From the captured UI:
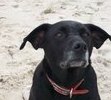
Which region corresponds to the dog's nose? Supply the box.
[73,42,87,52]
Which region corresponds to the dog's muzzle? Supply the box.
[60,51,89,69]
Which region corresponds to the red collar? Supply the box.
[46,74,89,98]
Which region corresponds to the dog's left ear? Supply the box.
[85,24,111,49]
[20,23,51,50]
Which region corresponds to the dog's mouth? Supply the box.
[68,60,86,68]
[60,59,88,69]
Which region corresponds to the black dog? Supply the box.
[20,21,111,100]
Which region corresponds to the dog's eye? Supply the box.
[55,32,65,39]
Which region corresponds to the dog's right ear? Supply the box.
[85,24,111,49]
[20,24,51,50]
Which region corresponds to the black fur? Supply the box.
[20,21,111,100]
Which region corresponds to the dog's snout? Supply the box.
[73,42,87,52]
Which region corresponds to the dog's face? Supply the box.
[44,21,91,69]
[20,21,111,70]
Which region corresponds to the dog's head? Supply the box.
[20,21,111,70]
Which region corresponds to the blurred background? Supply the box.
[0,0,111,100]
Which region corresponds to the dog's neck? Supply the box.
[43,58,87,87]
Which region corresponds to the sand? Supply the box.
[0,0,111,100]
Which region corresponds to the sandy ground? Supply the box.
[0,0,111,100]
